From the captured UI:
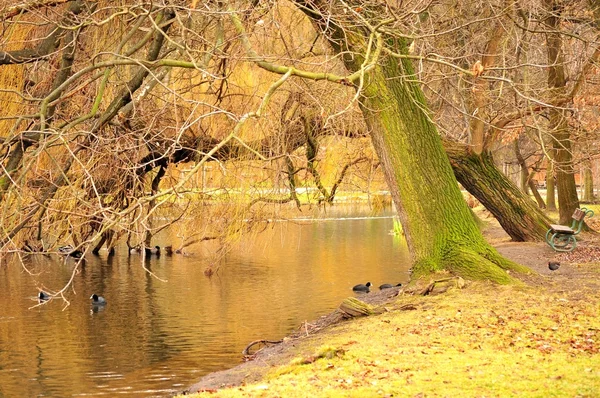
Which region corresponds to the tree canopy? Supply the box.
[0,0,598,279]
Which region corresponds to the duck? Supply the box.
[38,291,50,301]
[548,261,560,271]
[352,282,371,293]
[58,245,73,254]
[129,246,141,254]
[379,283,403,290]
[70,250,84,259]
[58,245,84,258]
[90,294,106,305]
[144,245,161,256]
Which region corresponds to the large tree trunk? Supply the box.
[294,1,529,282]
[446,143,550,241]
[546,0,580,224]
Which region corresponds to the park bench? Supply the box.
[545,207,594,252]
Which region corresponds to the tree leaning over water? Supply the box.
[286,0,528,281]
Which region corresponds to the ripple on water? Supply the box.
[0,214,410,397]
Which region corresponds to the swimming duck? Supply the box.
[352,282,371,292]
[144,246,161,256]
[90,294,106,305]
[58,245,73,254]
[379,283,403,290]
[38,291,50,301]
[58,245,84,258]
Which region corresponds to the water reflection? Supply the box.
[0,211,410,397]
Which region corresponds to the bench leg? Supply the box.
[547,232,577,252]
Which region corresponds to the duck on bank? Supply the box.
[352,282,371,292]
[379,283,402,290]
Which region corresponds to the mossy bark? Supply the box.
[295,1,529,282]
[361,60,527,281]
[446,143,551,241]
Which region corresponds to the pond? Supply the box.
[0,207,411,397]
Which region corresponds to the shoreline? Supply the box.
[181,217,585,395]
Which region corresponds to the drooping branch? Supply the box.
[0,32,62,65]
[0,8,176,247]
[1,0,70,22]
[0,0,85,195]
[0,1,83,65]
[86,10,176,135]
[328,157,369,201]
[228,6,375,86]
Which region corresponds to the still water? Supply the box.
[0,209,410,397]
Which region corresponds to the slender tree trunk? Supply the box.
[512,139,545,207]
[527,176,547,209]
[513,139,531,194]
[583,159,595,201]
[469,1,508,154]
[546,0,580,223]
[546,150,557,210]
[295,0,528,282]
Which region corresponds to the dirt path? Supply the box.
[183,220,600,395]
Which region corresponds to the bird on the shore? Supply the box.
[379,283,403,290]
[38,291,50,301]
[144,245,161,256]
[548,261,560,271]
[90,294,106,305]
[352,282,371,293]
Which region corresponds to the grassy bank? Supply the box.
[183,276,600,397]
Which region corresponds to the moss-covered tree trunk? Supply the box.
[446,143,550,241]
[295,1,528,282]
[546,0,580,224]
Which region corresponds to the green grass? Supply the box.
[183,282,600,397]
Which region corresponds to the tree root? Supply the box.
[338,297,386,318]
[242,339,283,357]
[419,276,466,296]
